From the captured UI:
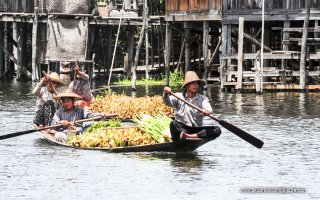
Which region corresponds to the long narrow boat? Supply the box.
[37,128,214,153]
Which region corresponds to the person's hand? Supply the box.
[41,74,51,85]
[164,86,172,95]
[60,120,70,127]
[74,64,80,75]
[201,109,210,116]
[102,112,109,118]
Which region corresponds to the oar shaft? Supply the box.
[0,115,117,140]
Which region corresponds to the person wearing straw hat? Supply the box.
[32,72,65,128]
[68,64,94,109]
[32,72,65,111]
[50,89,107,142]
[163,71,221,141]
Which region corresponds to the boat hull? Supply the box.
[38,129,214,153]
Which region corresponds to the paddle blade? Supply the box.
[0,129,38,140]
[218,120,264,149]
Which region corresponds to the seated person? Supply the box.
[50,89,105,143]
[32,72,65,127]
[69,64,94,109]
[163,71,221,141]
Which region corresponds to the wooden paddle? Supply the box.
[169,92,264,149]
[41,71,58,95]
[0,114,118,140]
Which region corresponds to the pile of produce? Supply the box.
[133,113,172,143]
[90,93,174,119]
[68,114,173,148]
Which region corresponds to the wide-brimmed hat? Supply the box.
[53,89,82,100]
[181,71,206,88]
[49,72,65,85]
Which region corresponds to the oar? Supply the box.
[169,92,264,149]
[42,71,59,95]
[0,114,118,140]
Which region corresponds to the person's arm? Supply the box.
[77,71,89,80]
[201,96,213,115]
[32,79,45,96]
[162,87,178,108]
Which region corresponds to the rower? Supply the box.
[50,89,107,143]
[163,71,221,141]
[68,62,95,109]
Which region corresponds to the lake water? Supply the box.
[0,80,319,200]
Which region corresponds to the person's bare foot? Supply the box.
[180,131,188,139]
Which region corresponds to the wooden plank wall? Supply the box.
[0,0,34,13]
[226,0,320,10]
[166,0,218,12]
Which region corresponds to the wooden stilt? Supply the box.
[236,17,244,90]
[184,22,190,73]
[127,26,134,77]
[300,0,311,90]
[282,21,290,84]
[107,26,113,78]
[0,24,3,79]
[31,7,39,81]
[220,24,228,90]
[165,22,172,86]
[145,0,149,80]
[203,21,209,85]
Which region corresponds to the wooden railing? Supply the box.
[166,0,221,12]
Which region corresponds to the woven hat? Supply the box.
[53,89,82,100]
[49,72,65,85]
[181,71,206,88]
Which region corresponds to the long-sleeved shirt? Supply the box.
[68,74,93,101]
[163,92,213,127]
[32,85,60,111]
[51,107,103,130]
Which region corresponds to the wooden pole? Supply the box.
[203,21,209,86]
[0,24,3,79]
[144,0,149,80]
[300,0,311,90]
[131,1,147,90]
[106,26,113,78]
[232,27,273,52]
[236,17,244,90]
[108,2,125,86]
[184,22,190,73]
[165,22,172,86]
[260,0,265,93]
[221,25,228,91]
[13,22,19,79]
[31,7,39,81]
[127,26,134,77]
[282,21,290,84]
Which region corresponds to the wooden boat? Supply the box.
[37,128,215,153]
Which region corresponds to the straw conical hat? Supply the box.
[181,71,206,88]
[53,89,82,100]
[49,72,65,85]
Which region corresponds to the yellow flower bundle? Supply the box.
[90,93,174,119]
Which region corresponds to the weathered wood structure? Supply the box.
[0,0,163,82]
[1,0,320,92]
[164,0,222,86]
[220,0,320,92]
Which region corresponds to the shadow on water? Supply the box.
[129,151,217,174]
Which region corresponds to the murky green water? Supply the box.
[0,80,319,200]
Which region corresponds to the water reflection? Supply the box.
[134,152,207,174]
